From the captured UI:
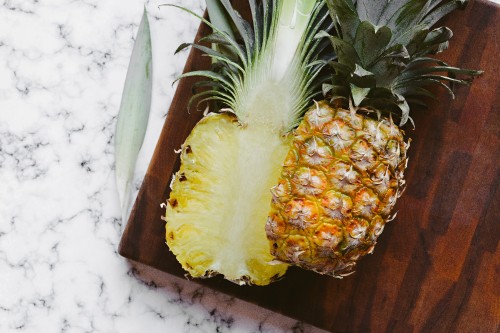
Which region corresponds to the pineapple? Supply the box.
[266,0,482,277]
[164,0,331,285]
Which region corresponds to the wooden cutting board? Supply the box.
[119,1,500,332]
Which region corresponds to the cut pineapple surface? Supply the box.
[165,113,290,285]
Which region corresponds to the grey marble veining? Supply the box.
[0,0,327,332]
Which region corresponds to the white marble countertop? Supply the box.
[0,0,327,332]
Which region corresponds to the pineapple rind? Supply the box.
[267,101,407,277]
[165,113,290,286]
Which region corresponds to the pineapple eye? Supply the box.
[291,167,327,196]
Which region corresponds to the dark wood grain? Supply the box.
[119,1,500,332]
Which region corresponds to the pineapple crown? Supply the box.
[170,0,334,131]
[322,0,483,126]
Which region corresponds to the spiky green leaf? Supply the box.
[350,83,370,106]
[115,8,152,225]
[353,21,392,67]
[206,0,236,40]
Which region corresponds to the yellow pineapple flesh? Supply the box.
[266,101,408,277]
[165,113,290,285]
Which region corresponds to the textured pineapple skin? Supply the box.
[266,101,408,277]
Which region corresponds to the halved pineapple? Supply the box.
[163,0,329,285]
[265,0,482,277]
